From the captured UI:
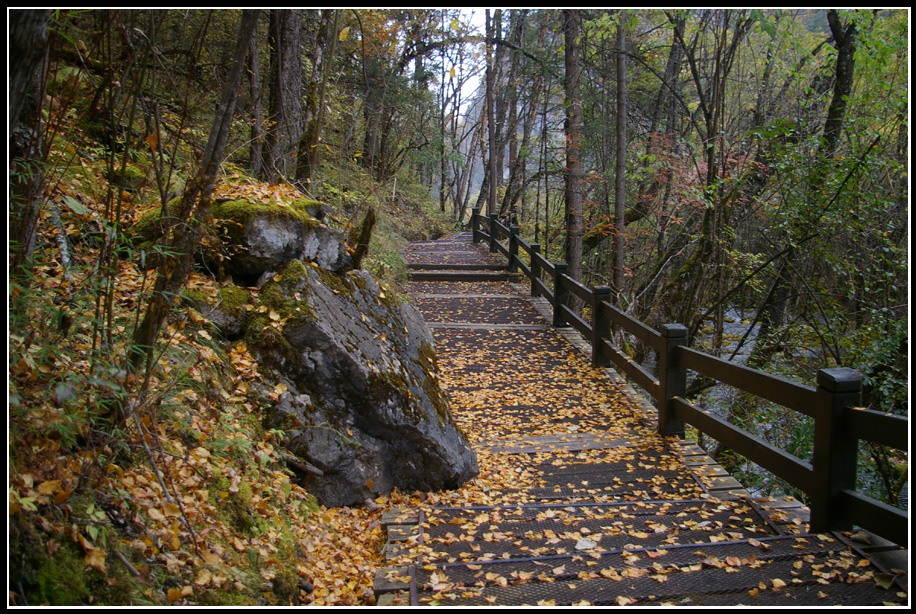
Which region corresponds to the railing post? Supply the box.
[591,287,612,367]
[552,263,569,328]
[810,367,862,534]
[471,208,480,243]
[489,214,498,253]
[530,244,541,297]
[657,323,688,438]
[508,225,519,272]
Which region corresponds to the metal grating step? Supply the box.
[409,270,518,282]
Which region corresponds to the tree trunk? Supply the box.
[248,25,265,179]
[296,9,338,190]
[266,9,302,183]
[439,15,448,213]
[563,9,584,285]
[613,13,628,293]
[127,10,259,384]
[821,9,858,158]
[9,9,51,135]
[493,10,506,192]
[485,10,499,216]
[9,9,51,285]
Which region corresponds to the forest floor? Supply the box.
[7,170,446,607]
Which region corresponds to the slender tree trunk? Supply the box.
[9,9,51,135]
[821,9,858,158]
[296,9,339,190]
[613,13,628,293]
[493,10,506,192]
[439,13,449,213]
[127,10,259,385]
[485,10,499,216]
[563,9,584,284]
[248,26,265,179]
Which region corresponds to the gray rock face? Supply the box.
[250,260,478,507]
[212,200,351,279]
[131,198,350,279]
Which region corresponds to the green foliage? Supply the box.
[312,158,454,286]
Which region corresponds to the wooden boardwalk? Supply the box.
[374,232,906,607]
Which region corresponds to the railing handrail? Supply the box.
[468,209,908,546]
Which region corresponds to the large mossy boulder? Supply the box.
[248,260,478,507]
[132,197,350,283]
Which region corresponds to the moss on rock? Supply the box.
[219,285,252,311]
[211,198,320,245]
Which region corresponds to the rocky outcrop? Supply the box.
[246,259,478,507]
[210,199,351,281]
[132,197,350,282]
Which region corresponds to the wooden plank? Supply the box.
[408,263,506,271]
[382,509,419,528]
[600,301,662,349]
[678,347,817,417]
[839,489,909,546]
[559,304,592,339]
[600,339,658,397]
[385,525,417,542]
[480,434,633,454]
[413,293,520,299]
[532,277,553,302]
[426,323,549,331]
[409,271,515,282]
[672,398,816,494]
[843,408,909,451]
[559,273,594,303]
[373,567,412,594]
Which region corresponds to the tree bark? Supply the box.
[563,9,584,285]
[485,10,499,216]
[9,9,51,135]
[296,9,339,189]
[613,13,628,293]
[248,25,265,179]
[9,9,52,285]
[266,9,302,183]
[821,9,858,158]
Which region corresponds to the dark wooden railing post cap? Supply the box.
[530,243,540,250]
[510,225,519,233]
[594,286,612,297]
[817,367,862,392]
[471,207,480,214]
[662,323,688,338]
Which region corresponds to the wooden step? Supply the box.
[407,263,506,271]
[408,270,517,282]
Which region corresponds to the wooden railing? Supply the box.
[471,209,908,545]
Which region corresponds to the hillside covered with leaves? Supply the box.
[8,9,454,606]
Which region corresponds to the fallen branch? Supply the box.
[280,451,324,476]
[349,207,376,270]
